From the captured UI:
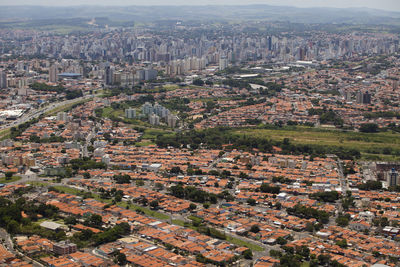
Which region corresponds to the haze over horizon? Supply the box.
[0,0,399,12]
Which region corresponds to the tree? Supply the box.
[155,183,164,191]
[310,191,339,203]
[170,166,182,174]
[64,216,77,225]
[189,203,197,211]
[260,183,280,194]
[193,79,205,86]
[359,123,379,133]
[85,214,103,228]
[336,214,350,227]
[336,239,347,248]
[83,172,91,179]
[5,172,14,180]
[116,252,127,265]
[250,225,260,233]
[150,200,159,209]
[247,198,256,206]
[277,236,287,245]
[243,249,253,259]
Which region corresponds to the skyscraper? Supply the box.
[125,108,136,119]
[388,168,398,187]
[49,64,58,83]
[0,70,7,89]
[105,66,113,85]
[356,91,371,105]
[219,56,228,71]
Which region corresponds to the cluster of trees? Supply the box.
[71,221,130,247]
[70,157,107,170]
[10,118,39,140]
[29,134,65,143]
[357,180,382,191]
[156,127,361,160]
[65,89,83,100]
[30,82,65,93]
[364,112,400,119]
[341,191,355,211]
[156,127,274,152]
[310,191,339,203]
[272,176,294,184]
[259,183,281,194]
[30,82,83,100]
[169,185,218,204]
[336,213,351,227]
[161,97,192,112]
[0,197,66,241]
[287,204,330,224]
[222,78,283,96]
[271,248,346,267]
[372,216,390,228]
[98,187,124,202]
[113,174,131,184]
[359,123,380,133]
[308,108,343,126]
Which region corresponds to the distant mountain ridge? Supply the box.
[1,5,400,25]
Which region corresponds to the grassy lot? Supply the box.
[142,128,174,140]
[44,98,89,116]
[233,126,400,160]
[0,176,21,184]
[171,219,186,226]
[131,205,170,220]
[52,185,83,195]
[25,181,50,187]
[101,106,122,118]
[226,235,264,252]
[135,140,155,147]
[0,128,11,140]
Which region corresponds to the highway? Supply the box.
[0,94,95,131]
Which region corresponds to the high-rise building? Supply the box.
[219,56,228,71]
[0,70,7,89]
[49,64,58,83]
[57,112,68,122]
[142,102,154,115]
[387,168,399,187]
[149,113,160,125]
[105,66,113,85]
[363,91,371,104]
[144,69,158,81]
[167,114,178,128]
[356,91,371,105]
[125,108,136,119]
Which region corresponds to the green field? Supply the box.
[45,98,90,116]
[142,128,173,140]
[226,235,264,252]
[0,176,21,184]
[233,126,400,160]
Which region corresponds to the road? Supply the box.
[0,227,44,266]
[0,94,95,131]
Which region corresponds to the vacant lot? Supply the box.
[233,126,400,161]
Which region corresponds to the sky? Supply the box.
[0,0,399,12]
